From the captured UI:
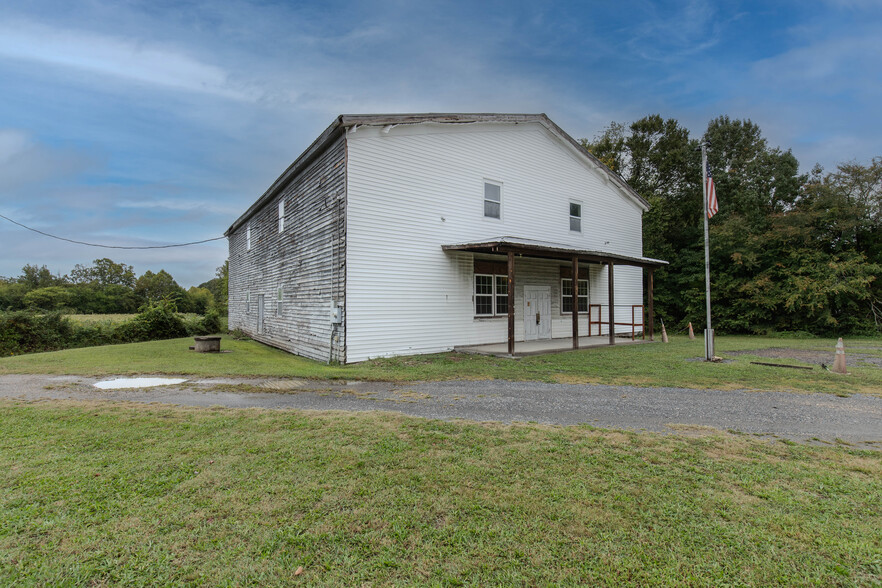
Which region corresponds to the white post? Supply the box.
[702,143,714,361]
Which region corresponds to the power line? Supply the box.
[0,213,225,250]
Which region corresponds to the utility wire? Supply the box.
[0,213,225,250]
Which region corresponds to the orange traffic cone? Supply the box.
[688,322,695,340]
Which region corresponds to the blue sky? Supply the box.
[1,0,880,286]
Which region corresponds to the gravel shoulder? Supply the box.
[2,374,880,449]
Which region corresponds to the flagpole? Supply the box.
[701,143,714,361]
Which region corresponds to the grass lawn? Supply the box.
[65,313,138,326]
[0,334,880,396]
[1,402,879,586]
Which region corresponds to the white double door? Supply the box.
[523,286,551,341]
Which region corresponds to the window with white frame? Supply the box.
[246,225,252,250]
[278,200,285,233]
[483,182,501,219]
[569,202,582,232]
[495,275,508,315]
[475,274,509,316]
[561,278,588,313]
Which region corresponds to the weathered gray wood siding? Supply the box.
[228,137,346,362]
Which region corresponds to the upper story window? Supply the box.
[246,225,252,250]
[278,200,285,233]
[484,182,501,219]
[570,202,582,232]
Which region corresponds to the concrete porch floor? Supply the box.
[455,334,649,357]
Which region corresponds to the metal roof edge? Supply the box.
[441,236,668,268]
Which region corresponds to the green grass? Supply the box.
[65,313,138,326]
[0,402,879,585]
[66,313,229,331]
[1,334,880,396]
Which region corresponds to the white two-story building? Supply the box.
[226,113,666,363]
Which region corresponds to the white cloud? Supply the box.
[0,130,31,164]
[0,20,260,101]
[751,32,882,94]
[622,0,720,63]
[0,129,94,191]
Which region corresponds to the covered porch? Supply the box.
[442,236,668,357]
[455,334,648,357]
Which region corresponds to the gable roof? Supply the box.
[226,113,648,235]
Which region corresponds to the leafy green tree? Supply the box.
[703,116,803,227]
[186,287,215,315]
[0,282,29,310]
[199,261,229,314]
[584,115,701,328]
[69,258,136,287]
[18,264,64,289]
[584,113,878,335]
[134,270,186,305]
[68,284,139,314]
[22,286,74,311]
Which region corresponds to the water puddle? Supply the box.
[94,377,188,390]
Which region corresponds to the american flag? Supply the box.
[706,162,718,219]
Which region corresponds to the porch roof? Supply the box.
[441,236,668,269]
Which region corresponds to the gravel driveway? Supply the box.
[1,374,880,449]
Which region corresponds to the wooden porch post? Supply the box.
[507,251,515,356]
[648,268,655,342]
[608,261,615,346]
[572,255,579,349]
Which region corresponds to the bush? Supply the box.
[0,311,76,355]
[200,309,221,334]
[22,287,74,311]
[180,309,222,337]
[0,303,220,356]
[0,282,29,311]
[116,300,188,342]
[228,328,250,340]
[69,284,139,314]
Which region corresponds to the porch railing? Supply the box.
[588,304,645,340]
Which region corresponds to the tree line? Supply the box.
[583,115,881,336]
[0,258,228,315]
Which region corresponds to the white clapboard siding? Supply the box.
[345,122,645,362]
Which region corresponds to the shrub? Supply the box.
[180,310,221,337]
[0,282,30,311]
[22,287,74,311]
[200,309,221,334]
[115,300,188,342]
[228,328,250,340]
[0,311,76,355]
[0,303,218,356]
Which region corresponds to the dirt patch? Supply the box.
[852,355,882,368]
[729,347,832,364]
[728,347,882,368]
